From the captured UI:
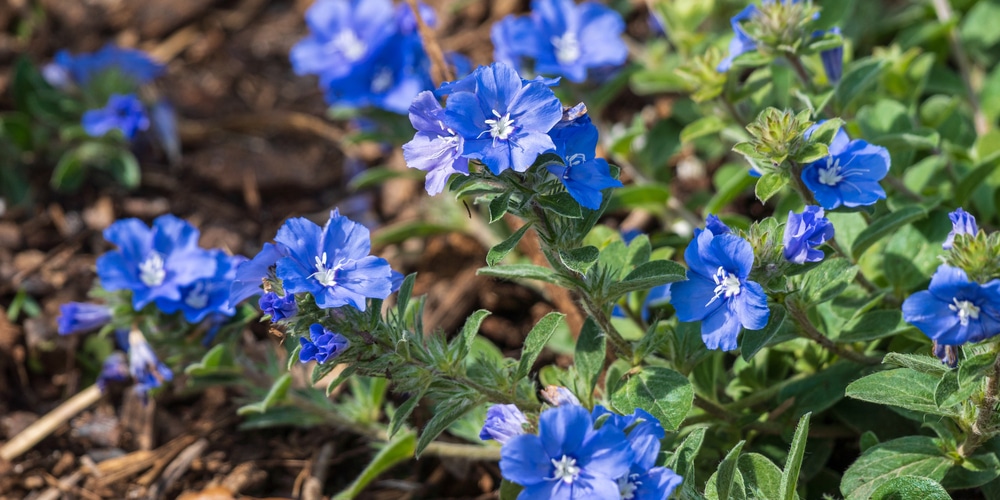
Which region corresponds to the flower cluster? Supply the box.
[403,62,621,209]
[491,403,682,500]
[231,209,397,314]
[290,0,438,113]
[491,0,628,83]
[96,215,244,320]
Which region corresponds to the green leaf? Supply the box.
[415,397,481,457]
[861,431,880,453]
[665,426,706,485]
[388,384,429,438]
[780,413,811,500]
[797,258,857,306]
[852,205,929,259]
[607,183,671,212]
[574,318,606,398]
[327,365,358,396]
[681,115,726,143]
[498,480,524,500]
[870,476,951,500]
[455,309,491,362]
[875,129,941,151]
[237,373,293,415]
[808,118,846,146]
[714,441,747,500]
[559,246,600,275]
[956,151,1000,206]
[845,369,957,417]
[396,273,417,320]
[489,192,512,223]
[959,352,996,386]
[332,431,416,500]
[515,313,565,382]
[934,370,977,409]
[51,150,86,191]
[706,168,756,215]
[739,453,785,500]
[486,223,533,267]
[741,304,787,361]
[754,172,788,203]
[606,260,687,299]
[106,150,141,189]
[836,58,888,110]
[610,366,694,431]
[882,353,949,375]
[537,192,583,219]
[792,142,829,164]
[477,264,570,287]
[841,436,951,500]
[184,344,230,376]
[835,310,904,342]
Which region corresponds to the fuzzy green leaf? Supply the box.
[610,366,694,430]
[845,368,957,417]
[841,436,951,500]
[754,172,788,203]
[852,205,929,259]
[515,313,565,382]
[574,317,606,398]
[486,223,533,267]
[780,413,811,500]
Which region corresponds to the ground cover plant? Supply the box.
[3,0,1000,498]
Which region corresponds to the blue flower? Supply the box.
[154,251,244,323]
[819,27,843,84]
[717,5,758,72]
[274,210,394,311]
[118,329,173,396]
[490,0,628,83]
[480,404,529,444]
[321,31,432,113]
[97,215,218,310]
[97,352,130,392]
[229,242,289,306]
[500,404,634,499]
[545,104,622,209]
[57,302,112,336]
[902,265,1000,346]
[290,0,397,84]
[672,229,770,351]
[47,44,164,87]
[592,407,683,500]
[783,205,834,264]
[944,207,978,250]
[299,323,350,363]
[801,126,889,209]
[82,94,150,140]
[444,62,563,175]
[705,214,732,236]
[403,91,470,195]
[259,292,298,322]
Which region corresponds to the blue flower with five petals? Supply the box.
[672,228,770,351]
[801,126,889,209]
[402,90,470,195]
[902,265,1000,346]
[544,104,622,209]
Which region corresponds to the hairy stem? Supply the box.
[786,301,882,365]
[959,354,1000,457]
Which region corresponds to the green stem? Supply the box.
[785,53,817,95]
[786,301,882,365]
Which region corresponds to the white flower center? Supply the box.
[371,67,393,93]
[138,252,166,287]
[550,455,580,484]
[333,30,367,62]
[552,31,581,64]
[708,266,741,306]
[485,109,515,141]
[817,157,844,186]
[618,474,640,499]
[949,298,980,326]
[184,282,209,310]
[310,252,344,287]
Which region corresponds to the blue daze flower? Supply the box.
[801,126,889,210]
[500,404,633,499]
[403,91,469,195]
[118,329,173,396]
[445,62,563,175]
[673,228,769,351]
[783,205,834,264]
[902,265,1000,346]
[97,352,130,392]
[705,214,732,236]
[154,251,244,323]
[274,210,394,311]
[229,242,288,306]
[259,292,298,322]
[819,27,844,83]
[299,323,350,363]
[944,207,978,250]
[97,215,217,310]
[57,302,112,335]
[290,0,435,113]
[480,404,529,444]
[593,407,683,500]
[46,44,164,87]
[491,0,628,83]
[82,94,150,140]
[717,5,758,72]
[545,104,622,209]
